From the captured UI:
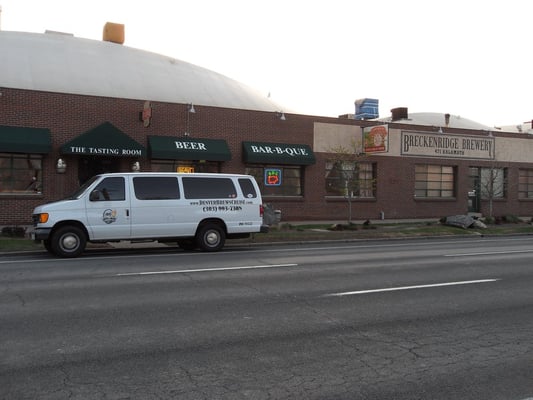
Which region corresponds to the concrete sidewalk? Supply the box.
[287,218,439,226]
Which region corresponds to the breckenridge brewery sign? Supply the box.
[401,131,495,160]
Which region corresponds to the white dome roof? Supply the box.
[0,31,285,112]
[379,112,492,130]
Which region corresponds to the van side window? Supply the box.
[90,177,125,201]
[133,177,180,200]
[238,178,257,198]
[183,177,237,199]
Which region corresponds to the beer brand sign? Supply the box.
[401,131,495,160]
[363,125,388,153]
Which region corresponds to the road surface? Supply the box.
[1,236,533,399]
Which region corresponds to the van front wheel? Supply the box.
[196,224,225,252]
[51,226,87,258]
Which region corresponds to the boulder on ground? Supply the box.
[471,219,487,229]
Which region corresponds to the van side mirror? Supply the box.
[89,190,101,201]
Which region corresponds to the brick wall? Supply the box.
[1,87,533,226]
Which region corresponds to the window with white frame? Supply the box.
[325,161,375,198]
[245,165,303,196]
[415,164,455,198]
[0,153,43,194]
[479,167,507,199]
[518,169,533,199]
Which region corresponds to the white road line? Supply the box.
[324,279,500,297]
[445,249,533,257]
[116,263,298,276]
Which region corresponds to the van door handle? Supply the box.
[126,209,129,217]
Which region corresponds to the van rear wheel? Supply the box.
[196,224,225,252]
[51,226,87,258]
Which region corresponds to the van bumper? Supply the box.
[260,225,270,233]
[31,227,53,241]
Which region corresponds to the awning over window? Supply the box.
[60,122,146,157]
[242,141,316,165]
[0,125,52,154]
[148,136,231,161]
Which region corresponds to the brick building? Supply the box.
[2,29,533,226]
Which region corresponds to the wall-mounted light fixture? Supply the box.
[132,161,140,171]
[56,158,67,174]
[276,111,286,121]
[185,103,196,136]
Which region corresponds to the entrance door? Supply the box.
[78,157,120,185]
[468,168,481,213]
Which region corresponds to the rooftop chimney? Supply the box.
[103,22,125,44]
[391,107,408,121]
[445,113,450,127]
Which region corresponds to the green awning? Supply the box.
[61,122,146,157]
[0,125,52,154]
[148,136,231,161]
[242,141,316,165]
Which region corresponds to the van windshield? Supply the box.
[64,176,100,200]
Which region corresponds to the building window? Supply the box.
[519,169,533,199]
[0,153,43,194]
[245,165,303,196]
[150,160,220,173]
[479,167,506,199]
[415,164,455,198]
[325,161,375,198]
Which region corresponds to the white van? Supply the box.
[31,173,268,257]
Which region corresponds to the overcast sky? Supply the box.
[1,0,531,127]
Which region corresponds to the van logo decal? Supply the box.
[102,209,117,224]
